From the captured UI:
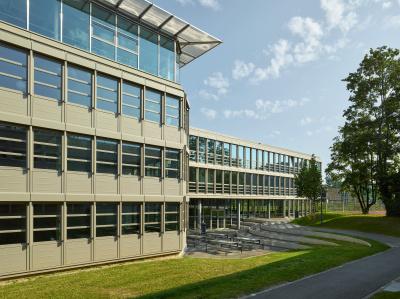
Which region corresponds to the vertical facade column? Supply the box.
[288,200,291,218]
[237,200,241,229]
[283,200,286,218]
[267,199,271,219]
[197,199,202,231]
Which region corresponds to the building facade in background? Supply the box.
[0,0,320,278]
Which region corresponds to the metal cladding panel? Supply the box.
[32,170,62,193]
[0,245,27,275]
[32,242,62,269]
[95,236,118,260]
[142,5,171,28]
[162,17,187,36]
[0,168,27,193]
[0,89,28,116]
[66,239,92,265]
[163,231,180,251]
[66,105,92,128]
[143,233,161,254]
[121,235,141,257]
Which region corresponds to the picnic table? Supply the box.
[233,236,265,249]
[207,239,243,254]
[207,232,231,240]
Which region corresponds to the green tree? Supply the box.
[326,118,378,214]
[337,46,400,216]
[294,155,322,219]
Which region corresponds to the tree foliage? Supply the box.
[294,155,322,219]
[327,46,400,216]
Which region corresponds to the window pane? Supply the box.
[118,34,137,51]
[96,227,116,237]
[29,0,60,40]
[96,139,117,152]
[0,60,27,79]
[67,228,90,239]
[34,230,60,242]
[93,23,114,43]
[122,203,140,213]
[0,232,26,245]
[139,28,158,75]
[0,0,27,28]
[160,37,174,81]
[91,38,115,60]
[122,225,140,235]
[96,203,117,214]
[67,203,91,214]
[117,17,138,39]
[117,48,138,68]
[62,0,90,51]
[92,4,115,26]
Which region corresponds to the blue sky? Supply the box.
[151,0,400,179]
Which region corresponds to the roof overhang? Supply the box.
[91,0,222,68]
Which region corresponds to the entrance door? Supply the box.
[211,209,225,229]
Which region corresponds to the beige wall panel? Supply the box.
[32,170,62,193]
[0,89,28,116]
[96,128,121,140]
[66,123,95,136]
[96,63,121,78]
[144,121,162,140]
[66,105,92,128]
[31,117,65,131]
[121,117,141,136]
[121,133,144,144]
[144,137,165,148]
[120,176,141,195]
[164,180,180,196]
[145,195,164,202]
[121,195,144,202]
[0,27,31,49]
[66,53,95,70]
[32,242,62,269]
[0,168,27,192]
[32,97,62,123]
[143,177,162,195]
[163,231,180,251]
[164,126,181,143]
[165,141,182,150]
[95,194,121,202]
[120,235,141,257]
[143,233,161,254]
[164,196,182,203]
[0,111,30,126]
[31,41,65,60]
[95,174,118,194]
[96,111,118,132]
[94,237,117,261]
[0,193,30,202]
[0,244,27,275]
[65,194,94,202]
[66,172,92,194]
[31,193,64,202]
[65,239,91,265]
[145,80,165,93]
[122,71,145,85]
[165,86,184,98]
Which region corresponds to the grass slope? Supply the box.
[0,238,389,298]
[291,213,400,238]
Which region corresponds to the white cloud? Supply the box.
[224,97,311,120]
[250,39,293,84]
[382,1,393,8]
[305,126,333,136]
[199,0,220,10]
[305,131,313,136]
[176,0,195,5]
[199,90,218,101]
[265,131,281,139]
[203,72,229,98]
[204,72,229,89]
[232,60,255,79]
[301,117,313,125]
[200,108,217,119]
[384,15,400,28]
[320,0,359,32]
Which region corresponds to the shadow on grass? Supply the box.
[137,239,387,299]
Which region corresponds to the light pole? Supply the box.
[320,184,324,227]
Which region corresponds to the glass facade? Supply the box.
[0,0,179,82]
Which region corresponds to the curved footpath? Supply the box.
[242,227,400,299]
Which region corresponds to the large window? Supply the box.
[145,90,161,123]
[224,143,230,166]
[33,204,61,242]
[117,18,138,68]
[34,56,62,100]
[91,5,116,61]
[0,204,26,245]
[165,203,179,231]
[29,0,60,40]
[67,66,92,107]
[189,135,197,162]
[67,204,91,239]
[198,138,206,163]
[165,95,179,127]
[224,171,230,194]
[251,149,257,169]
[96,203,117,237]
[207,169,214,193]
[0,0,27,28]
[216,141,222,165]
[258,150,263,170]
[96,139,117,174]
[97,75,118,113]
[139,28,158,76]
[67,134,91,172]
[0,43,27,92]
[189,167,196,193]
[0,124,26,168]
[207,139,215,164]
[232,145,237,167]
[160,37,175,81]
[238,146,244,168]
[198,168,206,193]
[145,147,161,177]
[165,149,180,179]
[245,148,251,169]
[122,82,141,118]
[122,203,140,235]
[122,143,140,176]
[33,130,62,171]
[144,203,161,233]
[62,0,90,51]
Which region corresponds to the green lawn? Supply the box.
[0,238,389,298]
[371,291,400,298]
[291,213,400,238]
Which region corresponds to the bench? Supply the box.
[239,244,252,251]
[206,245,233,255]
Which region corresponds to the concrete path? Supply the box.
[243,228,400,299]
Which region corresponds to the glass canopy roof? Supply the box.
[93,0,222,68]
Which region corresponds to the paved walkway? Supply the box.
[243,227,400,299]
